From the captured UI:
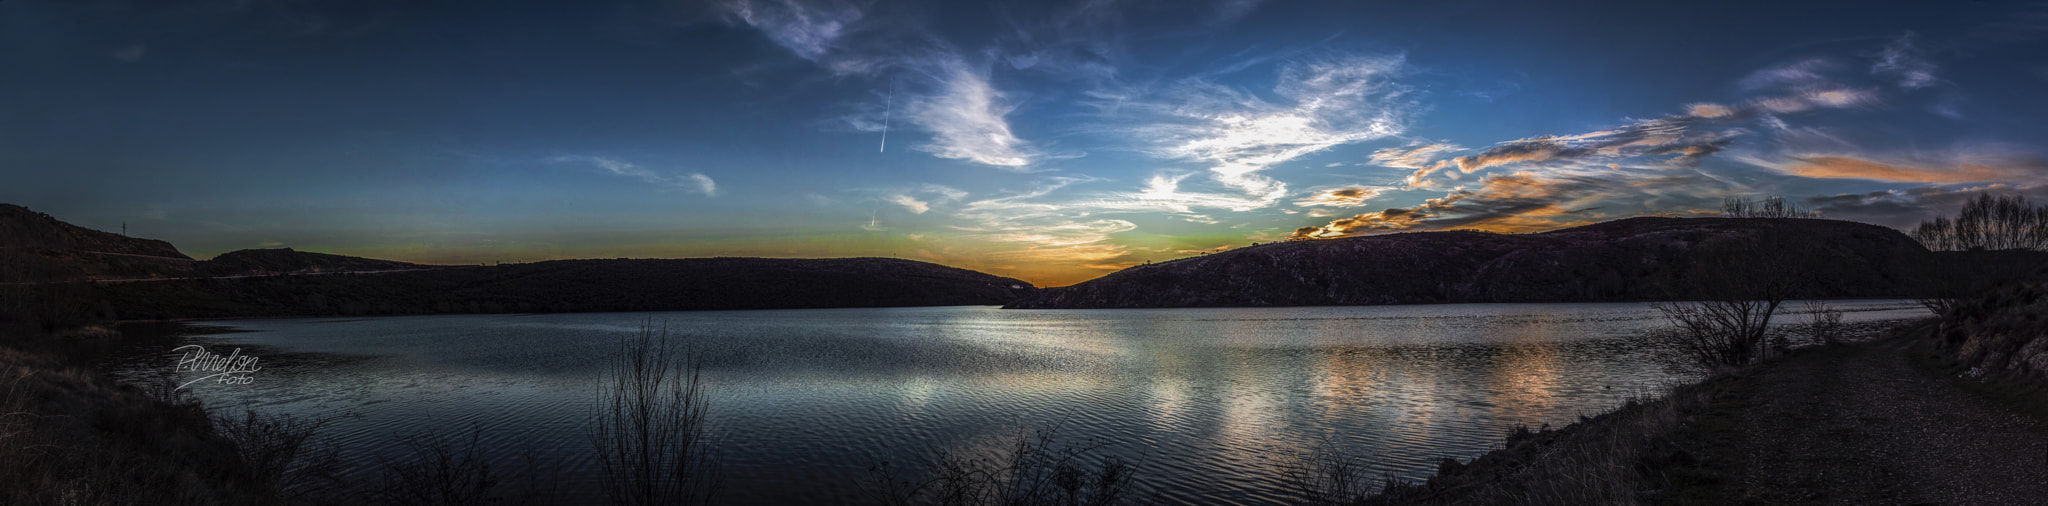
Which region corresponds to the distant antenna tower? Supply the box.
[122,222,127,237]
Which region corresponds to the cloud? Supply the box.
[1748,88,1879,113]
[688,173,717,196]
[1776,156,2022,183]
[919,183,968,202]
[886,194,930,213]
[556,156,717,196]
[1372,143,1460,169]
[1446,116,1746,176]
[1740,59,1837,90]
[895,56,1044,169]
[877,183,970,214]
[717,1,1052,170]
[1805,185,2048,229]
[717,0,864,65]
[1686,103,1736,118]
[1294,186,1391,207]
[1872,32,1938,89]
[1290,167,1730,240]
[1122,53,1414,209]
[1289,190,1467,239]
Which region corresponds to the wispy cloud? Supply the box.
[1120,53,1414,210]
[906,57,1041,169]
[880,183,968,214]
[717,0,867,70]
[1294,186,1391,207]
[886,194,930,213]
[1872,32,1939,89]
[1740,59,1836,90]
[1745,149,2047,184]
[1290,189,1467,239]
[1806,184,2048,229]
[556,156,718,196]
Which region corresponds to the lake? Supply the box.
[103,301,1927,504]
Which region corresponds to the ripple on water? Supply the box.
[112,302,1928,504]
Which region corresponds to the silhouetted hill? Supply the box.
[0,204,198,281]
[1007,217,2006,309]
[0,204,189,259]
[94,257,1039,319]
[201,248,424,277]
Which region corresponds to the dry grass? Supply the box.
[1290,382,1715,506]
[0,338,274,505]
[211,406,350,501]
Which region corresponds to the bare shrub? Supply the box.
[590,321,719,506]
[373,424,499,506]
[211,407,350,500]
[1802,300,1846,345]
[1280,443,1419,506]
[869,428,1141,506]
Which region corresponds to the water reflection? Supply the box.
[102,301,1926,505]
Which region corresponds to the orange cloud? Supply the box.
[1784,156,2013,183]
[1287,172,1618,240]
[1294,187,1389,207]
[1686,103,1735,118]
[1289,191,1469,239]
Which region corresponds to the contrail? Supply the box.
[879,80,893,153]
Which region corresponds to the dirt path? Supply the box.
[1702,337,2048,505]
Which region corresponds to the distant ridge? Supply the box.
[1006,217,2044,309]
[1,203,1041,318]
[0,204,439,281]
[96,257,1039,318]
[201,248,423,277]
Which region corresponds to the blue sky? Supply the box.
[4,0,2046,285]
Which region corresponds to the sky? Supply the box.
[4,0,2046,286]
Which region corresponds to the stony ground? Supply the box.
[1682,335,2048,505]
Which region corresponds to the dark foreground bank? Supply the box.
[1344,299,2048,505]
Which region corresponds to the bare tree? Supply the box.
[1909,192,2048,314]
[590,321,719,506]
[1648,236,1798,371]
[1910,192,2048,252]
[1723,196,1820,219]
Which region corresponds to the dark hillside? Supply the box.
[0,204,188,259]
[1008,218,1949,308]
[94,257,1039,319]
[200,248,424,277]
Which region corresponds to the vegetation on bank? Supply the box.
[0,314,714,505]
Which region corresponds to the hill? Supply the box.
[0,204,439,281]
[199,248,424,277]
[1007,217,2036,309]
[0,204,198,281]
[93,257,1038,319]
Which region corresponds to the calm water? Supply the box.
[105,301,1925,504]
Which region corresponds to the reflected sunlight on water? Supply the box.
[103,301,1926,505]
